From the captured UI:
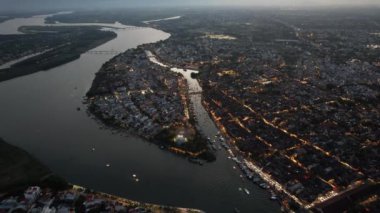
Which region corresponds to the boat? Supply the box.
[259,183,270,189]
[246,174,253,180]
[244,188,250,195]
[253,176,261,183]
[270,191,278,200]
[234,207,241,213]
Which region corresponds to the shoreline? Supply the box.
[85,47,216,162]
[0,138,204,212]
[0,26,117,82]
[0,11,284,213]
[71,184,204,213]
[144,48,290,208]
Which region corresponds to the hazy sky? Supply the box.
[1,0,379,11]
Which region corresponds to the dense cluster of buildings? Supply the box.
[0,185,200,213]
[145,10,380,211]
[86,48,189,140]
[86,48,213,159]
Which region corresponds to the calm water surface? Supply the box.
[0,14,279,213]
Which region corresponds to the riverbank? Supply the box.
[0,11,281,213]
[1,184,204,213]
[86,47,215,162]
[146,48,292,209]
[0,138,204,212]
[0,26,116,82]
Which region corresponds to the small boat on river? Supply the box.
[244,188,250,195]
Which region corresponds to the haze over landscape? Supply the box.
[0,0,380,11]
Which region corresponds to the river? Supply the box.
[146,51,218,138]
[0,13,279,213]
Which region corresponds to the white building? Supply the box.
[24,186,41,203]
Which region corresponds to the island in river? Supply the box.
[86,47,215,162]
[0,26,116,82]
[7,7,380,212]
[59,8,380,212]
[0,11,283,213]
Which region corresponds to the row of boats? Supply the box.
[209,133,279,202]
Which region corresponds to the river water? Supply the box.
[0,13,279,213]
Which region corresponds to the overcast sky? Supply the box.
[1,0,379,11]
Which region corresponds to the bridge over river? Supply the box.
[85,50,124,55]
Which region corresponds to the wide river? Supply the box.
[0,13,279,213]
